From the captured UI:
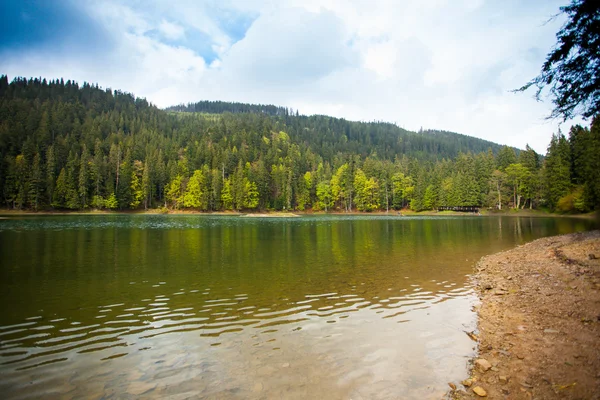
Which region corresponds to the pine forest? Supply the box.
[1,75,599,213]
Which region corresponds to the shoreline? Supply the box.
[452,230,600,399]
[0,208,596,219]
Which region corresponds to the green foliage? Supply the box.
[91,195,105,209]
[354,169,380,212]
[496,146,517,171]
[182,170,205,209]
[545,133,572,209]
[423,185,438,210]
[221,178,233,210]
[243,179,259,209]
[0,75,596,214]
[505,163,531,209]
[391,172,414,209]
[557,186,588,212]
[296,171,312,211]
[315,181,333,211]
[29,153,43,210]
[166,175,184,209]
[129,161,144,209]
[105,193,118,209]
[516,0,600,120]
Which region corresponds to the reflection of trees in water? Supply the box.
[0,216,595,376]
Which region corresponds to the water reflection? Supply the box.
[0,215,595,399]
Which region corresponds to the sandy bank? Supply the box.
[452,230,600,399]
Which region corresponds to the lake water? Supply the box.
[0,215,596,399]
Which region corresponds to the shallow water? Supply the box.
[0,215,595,399]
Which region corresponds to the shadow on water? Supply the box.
[0,215,596,398]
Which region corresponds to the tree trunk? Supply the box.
[496,181,502,210]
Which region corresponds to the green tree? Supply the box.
[79,145,90,208]
[316,181,333,211]
[53,168,68,208]
[496,146,517,171]
[518,145,541,208]
[166,175,184,209]
[105,193,118,209]
[142,158,151,210]
[221,178,233,210]
[46,145,56,205]
[331,163,353,211]
[243,179,259,209]
[516,0,600,120]
[489,170,507,210]
[130,160,144,209]
[296,171,312,211]
[354,169,380,211]
[182,169,206,209]
[91,140,104,198]
[545,133,572,209]
[391,172,414,209]
[505,163,530,209]
[423,185,438,210]
[28,153,43,210]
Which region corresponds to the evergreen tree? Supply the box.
[29,153,43,211]
[545,133,572,209]
[182,170,206,209]
[79,145,90,208]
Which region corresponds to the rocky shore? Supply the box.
[452,230,600,399]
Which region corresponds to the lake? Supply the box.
[0,215,596,399]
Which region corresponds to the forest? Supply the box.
[1,75,598,213]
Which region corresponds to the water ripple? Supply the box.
[0,279,476,376]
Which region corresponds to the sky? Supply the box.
[0,0,587,153]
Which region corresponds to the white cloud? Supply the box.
[159,20,185,40]
[0,0,584,154]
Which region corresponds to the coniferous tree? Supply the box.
[545,133,572,209]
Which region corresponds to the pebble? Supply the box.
[448,382,456,390]
[461,378,473,387]
[252,382,263,392]
[499,375,509,384]
[472,386,487,397]
[475,358,492,372]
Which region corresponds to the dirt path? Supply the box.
[452,230,600,399]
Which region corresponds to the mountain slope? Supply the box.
[1,75,537,212]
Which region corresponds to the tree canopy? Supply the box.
[1,74,597,213]
[517,0,600,120]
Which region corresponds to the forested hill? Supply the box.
[167,100,289,117]
[4,74,596,214]
[167,100,508,157]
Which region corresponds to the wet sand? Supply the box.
[452,230,600,399]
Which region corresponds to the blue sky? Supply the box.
[0,0,583,153]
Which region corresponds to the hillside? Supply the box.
[167,100,511,160]
[3,75,596,213]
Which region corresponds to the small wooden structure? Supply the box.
[438,206,480,212]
